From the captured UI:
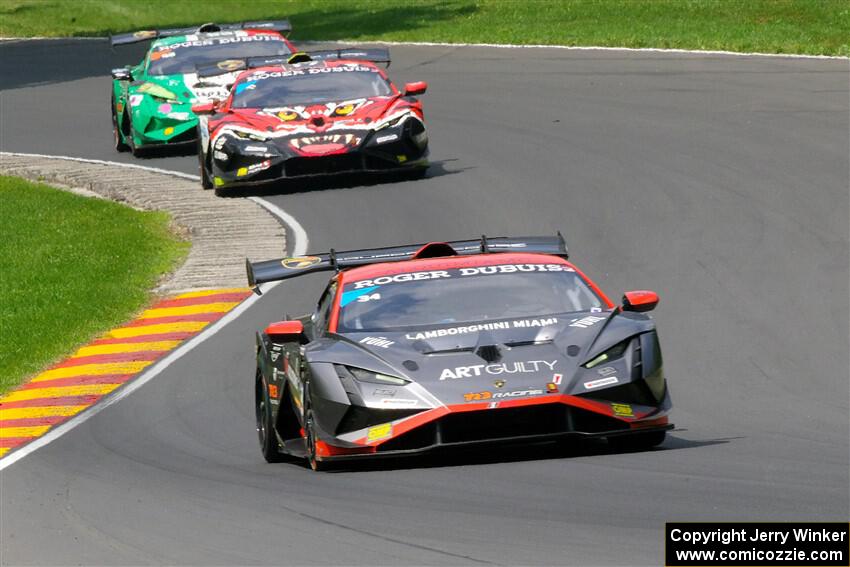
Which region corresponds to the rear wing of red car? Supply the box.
[195,47,391,79]
[110,20,292,46]
[247,234,569,291]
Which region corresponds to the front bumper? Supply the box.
[314,393,672,462]
[132,114,198,147]
[211,122,429,188]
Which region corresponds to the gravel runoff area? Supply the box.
[0,153,286,293]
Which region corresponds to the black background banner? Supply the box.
[666,522,849,566]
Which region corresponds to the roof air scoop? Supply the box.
[412,242,457,259]
[476,344,502,363]
[197,23,222,33]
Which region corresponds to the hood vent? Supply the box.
[475,344,502,363]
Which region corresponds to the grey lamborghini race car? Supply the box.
[249,235,672,470]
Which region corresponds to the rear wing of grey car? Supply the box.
[247,233,569,291]
[110,20,292,46]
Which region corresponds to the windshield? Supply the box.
[147,35,291,76]
[337,263,604,333]
[231,66,392,108]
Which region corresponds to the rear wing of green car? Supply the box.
[110,20,292,46]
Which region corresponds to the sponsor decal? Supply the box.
[213,150,228,160]
[465,389,544,401]
[244,145,269,153]
[488,401,499,409]
[268,384,279,398]
[583,376,619,389]
[359,336,394,349]
[270,351,280,362]
[366,422,392,442]
[247,65,377,83]
[373,388,395,396]
[162,35,282,51]
[440,360,557,380]
[597,366,617,376]
[377,398,418,407]
[570,315,606,329]
[353,270,450,289]
[552,373,563,385]
[464,391,491,401]
[339,285,379,307]
[404,318,558,340]
[281,256,320,269]
[129,94,144,107]
[236,160,271,176]
[214,136,227,150]
[167,112,190,120]
[376,133,399,144]
[217,59,244,71]
[353,265,572,292]
[235,80,257,95]
[611,403,634,417]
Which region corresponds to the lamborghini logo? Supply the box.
[217,59,244,72]
[493,379,506,388]
[281,256,321,269]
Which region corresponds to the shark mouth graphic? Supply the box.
[290,134,362,155]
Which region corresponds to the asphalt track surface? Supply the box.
[1,39,848,566]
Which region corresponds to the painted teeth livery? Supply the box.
[0,289,250,459]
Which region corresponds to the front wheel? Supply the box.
[256,372,283,463]
[127,122,148,158]
[197,127,213,189]
[111,93,129,152]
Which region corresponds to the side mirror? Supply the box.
[403,81,428,96]
[622,290,659,313]
[265,320,305,343]
[111,67,132,81]
[191,101,216,115]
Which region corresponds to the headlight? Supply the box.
[583,339,630,369]
[232,130,268,142]
[136,82,177,100]
[375,112,411,131]
[348,367,409,386]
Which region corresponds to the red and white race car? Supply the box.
[193,48,429,192]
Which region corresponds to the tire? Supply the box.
[111,93,129,152]
[197,133,213,189]
[304,388,331,471]
[609,430,666,451]
[256,371,284,463]
[127,120,149,158]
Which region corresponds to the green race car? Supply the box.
[110,22,295,156]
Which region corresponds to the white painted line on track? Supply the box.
[0,151,307,470]
[1,36,847,60]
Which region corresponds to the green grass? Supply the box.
[0,176,188,394]
[1,0,848,56]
